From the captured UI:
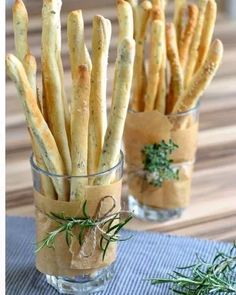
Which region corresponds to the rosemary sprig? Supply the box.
[142,139,179,187]
[36,201,133,260]
[148,242,236,294]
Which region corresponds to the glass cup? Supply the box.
[30,152,124,294]
[124,105,199,222]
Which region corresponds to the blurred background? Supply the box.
[6,1,236,241]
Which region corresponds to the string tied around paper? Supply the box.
[35,195,133,261]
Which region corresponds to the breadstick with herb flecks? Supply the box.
[70,65,90,201]
[179,4,199,71]
[117,0,133,41]
[41,0,71,175]
[12,0,29,62]
[67,10,92,80]
[151,3,166,114]
[23,53,56,198]
[88,15,111,175]
[131,0,152,111]
[173,0,186,45]
[144,20,164,111]
[166,23,184,114]
[6,54,68,200]
[172,39,223,113]
[185,0,208,89]
[95,38,135,184]
[195,0,217,72]
[125,0,138,38]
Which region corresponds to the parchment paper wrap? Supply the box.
[123,110,199,209]
[34,180,122,276]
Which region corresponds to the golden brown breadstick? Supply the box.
[117,0,134,41]
[23,54,38,100]
[145,20,164,111]
[12,0,29,62]
[88,16,111,175]
[70,65,90,201]
[166,23,184,114]
[185,0,208,88]
[6,54,68,200]
[173,0,186,45]
[131,0,152,111]
[195,0,217,71]
[179,4,199,71]
[67,10,92,80]
[41,0,71,175]
[95,38,135,184]
[173,39,223,113]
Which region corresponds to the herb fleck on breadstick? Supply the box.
[70,65,90,201]
[96,38,135,182]
[88,15,111,175]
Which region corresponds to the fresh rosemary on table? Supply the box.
[148,242,236,294]
[36,201,133,260]
[142,139,179,187]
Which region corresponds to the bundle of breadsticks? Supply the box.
[7,0,135,202]
[7,0,136,274]
[124,0,223,114]
[123,0,223,211]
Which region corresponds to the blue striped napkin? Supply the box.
[6,216,231,295]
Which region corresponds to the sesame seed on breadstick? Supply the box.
[6,54,68,200]
[88,16,111,175]
[195,0,217,71]
[173,39,223,113]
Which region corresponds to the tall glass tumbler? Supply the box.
[124,105,199,222]
[31,152,124,294]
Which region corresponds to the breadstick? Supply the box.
[117,0,134,41]
[23,53,56,198]
[173,0,186,45]
[179,4,199,71]
[166,23,183,114]
[41,0,71,175]
[152,3,167,114]
[185,0,208,88]
[70,65,90,201]
[131,0,152,111]
[67,10,92,80]
[195,0,217,71]
[6,54,68,200]
[12,0,29,62]
[145,20,164,111]
[88,16,111,175]
[172,39,223,113]
[95,38,135,184]
[125,0,138,37]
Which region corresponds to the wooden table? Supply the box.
[6,1,236,242]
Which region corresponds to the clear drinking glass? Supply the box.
[30,152,124,294]
[125,105,199,222]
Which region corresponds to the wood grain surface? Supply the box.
[6,0,236,242]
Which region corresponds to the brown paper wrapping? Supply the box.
[123,110,199,209]
[34,180,122,276]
